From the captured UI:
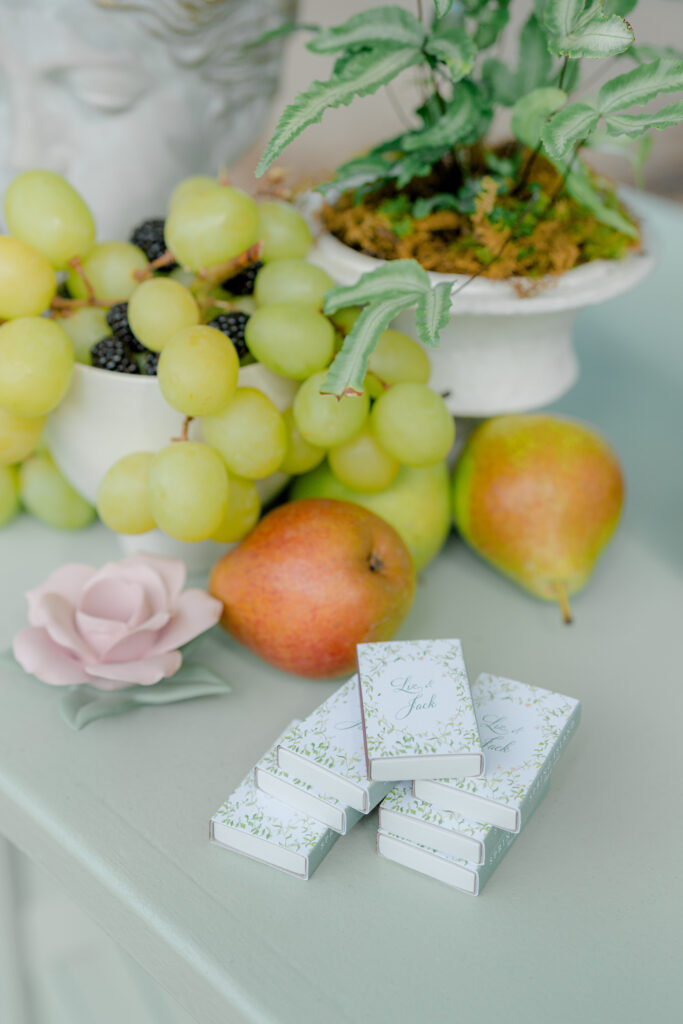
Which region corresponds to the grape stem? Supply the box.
[196,240,263,286]
[68,256,96,304]
[172,416,194,443]
[255,166,294,201]
[133,249,177,282]
[50,295,110,315]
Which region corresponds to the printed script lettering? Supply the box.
[390,677,437,721]
[479,713,524,753]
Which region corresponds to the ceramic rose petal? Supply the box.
[26,564,97,623]
[13,627,91,686]
[13,553,224,696]
[84,650,182,687]
[150,590,223,656]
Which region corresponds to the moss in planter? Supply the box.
[322,148,640,281]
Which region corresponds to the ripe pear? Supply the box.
[210,498,415,679]
[452,415,624,622]
[291,460,452,572]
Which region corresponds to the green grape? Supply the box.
[0,408,45,465]
[168,175,219,214]
[0,236,56,319]
[258,200,312,262]
[66,242,148,303]
[165,187,259,272]
[59,306,110,365]
[158,325,239,417]
[211,474,260,543]
[328,423,399,493]
[293,371,369,447]
[148,442,228,542]
[366,329,431,389]
[280,407,325,475]
[19,454,95,530]
[0,464,20,527]
[96,452,156,535]
[3,170,95,270]
[0,317,74,418]
[254,259,334,310]
[202,388,286,480]
[127,277,200,353]
[371,382,455,466]
[245,304,334,381]
[168,266,196,288]
[330,306,361,334]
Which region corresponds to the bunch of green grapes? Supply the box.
[0,166,454,550]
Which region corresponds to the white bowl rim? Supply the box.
[304,189,656,315]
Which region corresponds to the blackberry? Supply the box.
[141,351,160,375]
[129,218,177,270]
[208,311,250,360]
[106,302,146,352]
[91,337,140,374]
[221,261,263,296]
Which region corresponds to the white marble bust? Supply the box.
[0,0,295,236]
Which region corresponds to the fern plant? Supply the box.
[255,0,683,397]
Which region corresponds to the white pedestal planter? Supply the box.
[308,228,655,417]
[46,363,297,573]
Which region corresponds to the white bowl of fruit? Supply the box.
[0,170,456,574]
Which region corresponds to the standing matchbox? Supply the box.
[377,780,550,895]
[210,731,339,880]
[356,639,483,782]
[255,724,363,835]
[276,677,393,813]
[414,674,581,833]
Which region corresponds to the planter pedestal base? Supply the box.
[395,308,579,417]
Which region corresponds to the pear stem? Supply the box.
[553,582,573,625]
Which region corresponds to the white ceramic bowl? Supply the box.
[46,362,298,572]
[306,197,655,416]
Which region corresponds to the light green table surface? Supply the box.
[0,193,681,1024]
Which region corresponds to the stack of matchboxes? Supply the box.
[210,640,581,894]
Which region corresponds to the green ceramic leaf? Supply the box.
[307,8,425,54]
[59,663,231,731]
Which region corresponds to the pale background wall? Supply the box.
[235,0,683,198]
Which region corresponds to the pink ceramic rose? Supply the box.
[13,554,223,691]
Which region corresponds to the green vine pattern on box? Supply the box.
[383,781,495,841]
[437,674,580,810]
[357,640,481,761]
[259,740,346,811]
[281,677,371,787]
[213,769,331,853]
